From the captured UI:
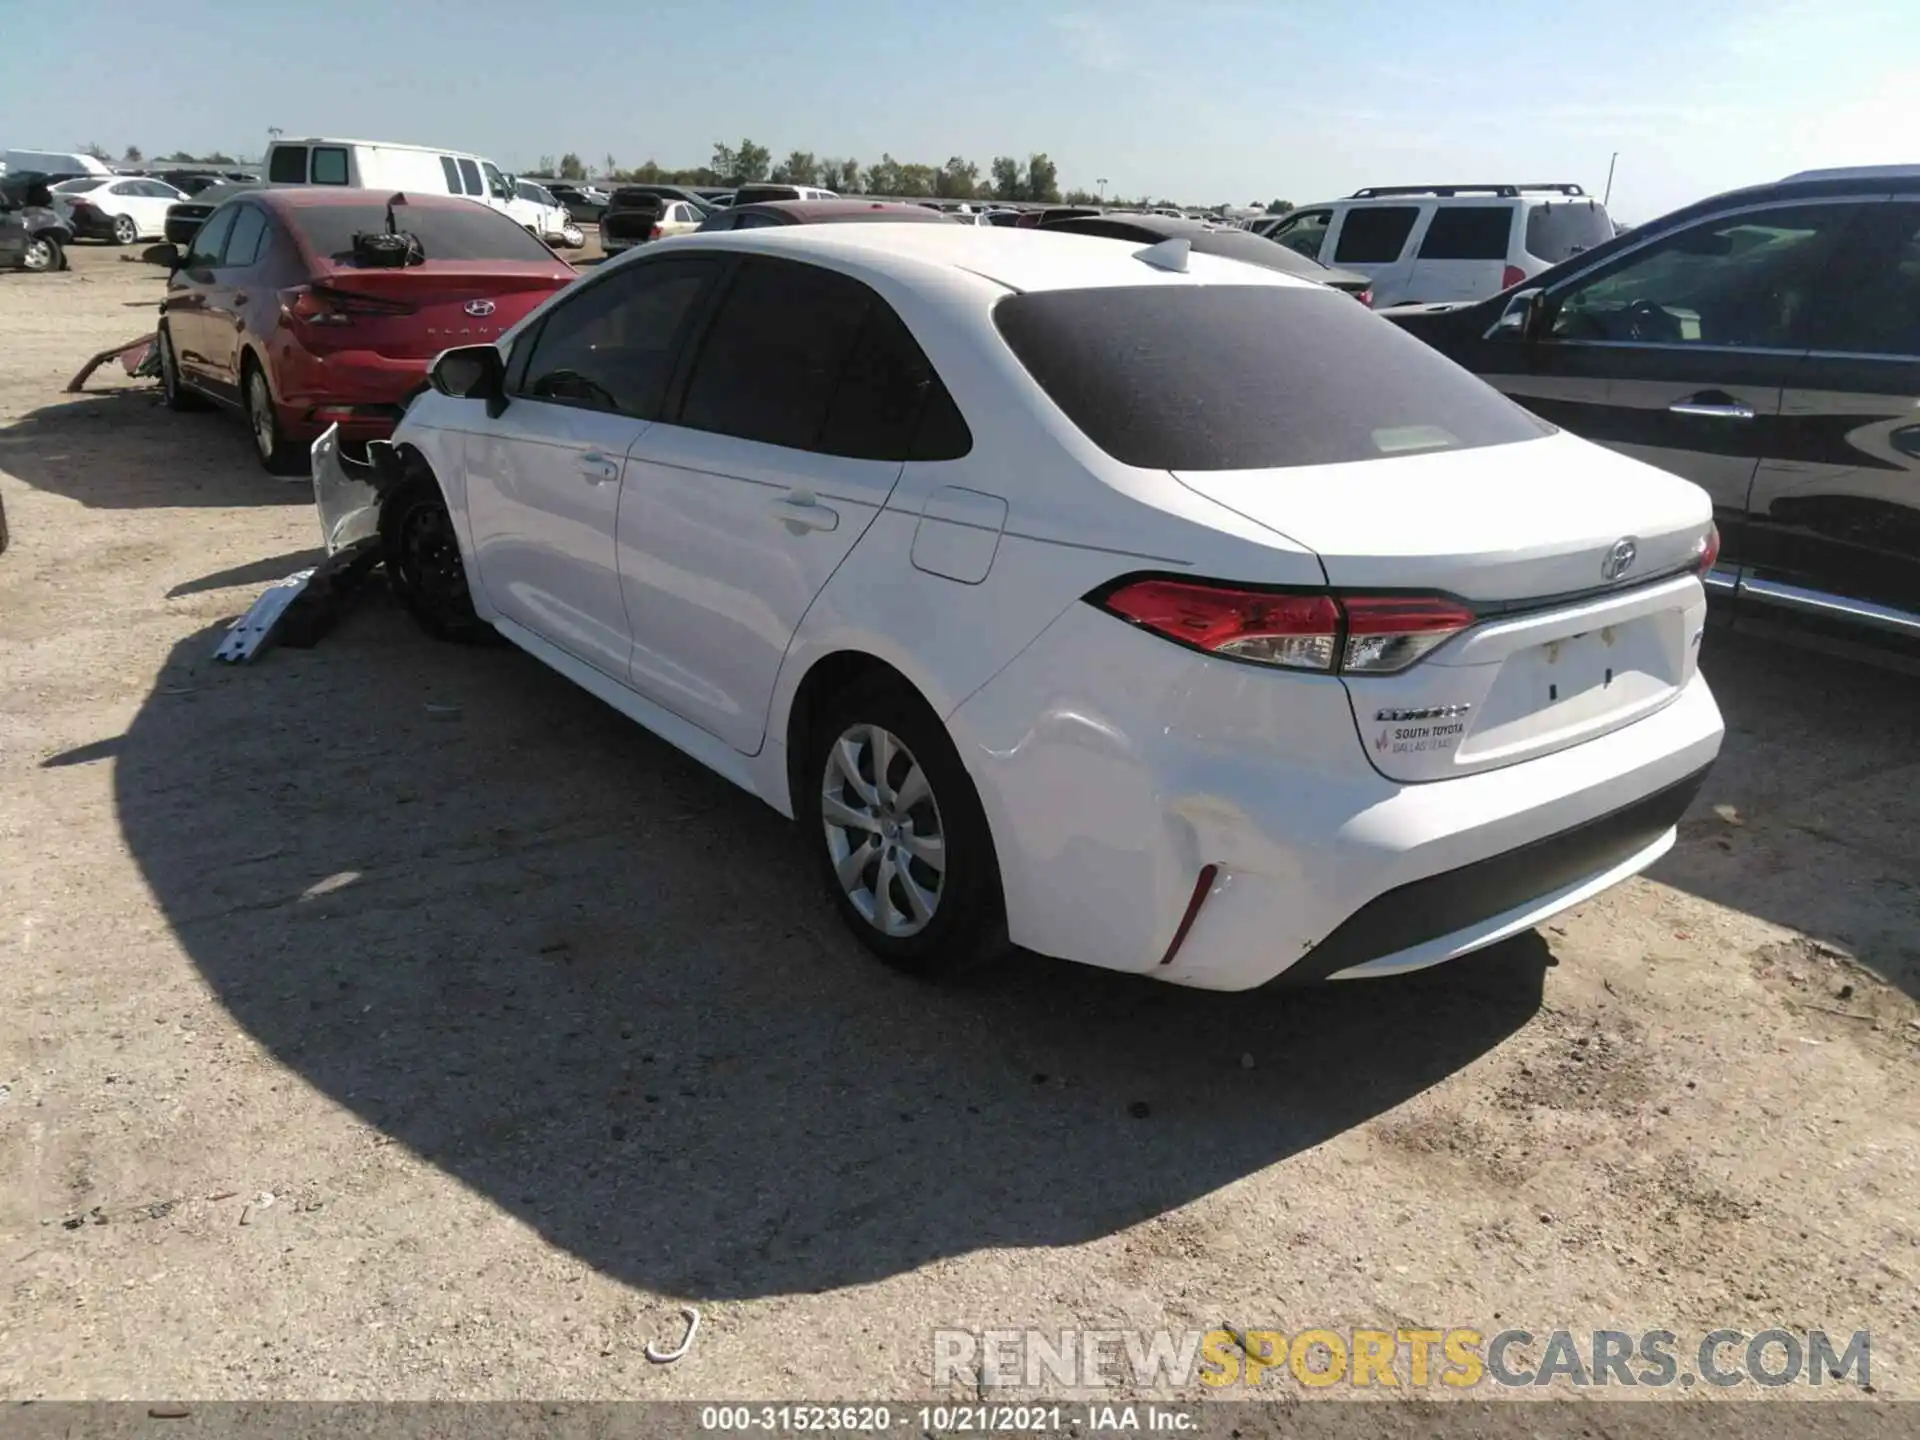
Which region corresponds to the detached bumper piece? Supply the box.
[1280,764,1714,984]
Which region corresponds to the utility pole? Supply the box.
[1603,151,1619,207]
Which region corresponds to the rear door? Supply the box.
[1404,203,1515,302]
[618,256,923,750]
[1457,199,1869,572]
[1327,203,1424,305]
[464,256,721,677]
[1745,199,1920,631]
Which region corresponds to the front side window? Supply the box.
[221,205,270,268]
[184,205,238,270]
[1417,206,1514,261]
[677,258,876,450]
[267,146,308,183]
[482,162,511,199]
[1270,209,1331,261]
[1549,203,1860,348]
[1333,206,1420,264]
[456,158,483,196]
[518,257,719,417]
[310,147,349,185]
[993,284,1551,471]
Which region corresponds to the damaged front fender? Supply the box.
[312,423,406,556]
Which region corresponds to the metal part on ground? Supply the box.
[214,571,316,663]
[312,423,386,555]
[65,331,159,392]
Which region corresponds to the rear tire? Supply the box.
[111,214,138,246]
[379,475,500,645]
[20,235,62,273]
[242,356,304,476]
[799,676,1008,980]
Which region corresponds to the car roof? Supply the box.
[658,222,1319,295]
[250,186,496,211]
[1043,212,1360,280]
[743,199,957,222]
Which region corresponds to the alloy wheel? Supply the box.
[21,238,54,272]
[247,370,276,461]
[820,724,947,938]
[394,498,472,625]
[113,215,138,245]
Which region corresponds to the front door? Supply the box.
[618,257,931,752]
[199,201,272,395]
[1748,199,1920,629]
[464,255,722,678]
[163,204,238,393]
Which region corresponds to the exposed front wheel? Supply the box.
[111,214,139,246]
[800,679,1008,979]
[20,234,62,272]
[379,475,500,645]
[157,324,207,411]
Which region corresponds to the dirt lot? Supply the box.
[1,243,1917,1407]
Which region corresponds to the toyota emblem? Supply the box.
[464,299,497,317]
[1601,536,1639,582]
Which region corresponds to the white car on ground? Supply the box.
[51,176,187,244]
[334,225,1724,988]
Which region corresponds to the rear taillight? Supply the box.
[279,284,417,328]
[649,223,663,240]
[1094,579,1474,675]
[1355,288,1374,308]
[1694,521,1722,577]
[1500,264,1527,290]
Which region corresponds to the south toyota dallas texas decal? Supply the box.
[1374,703,1473,756]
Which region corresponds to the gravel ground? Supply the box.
[1,243,1916,1410]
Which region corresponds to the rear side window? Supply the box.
[267,147,308,183]
[993,285,1552,471]
[1525,202,1615,263]
[518,257,718,419]
[679,259,874,449]
[221,206,270,267]
[1417,206,1514,260]
[456,159,482,196]
[287,203,557,262]
[1333,206,1419,264]
[310,147,349,185]
[439,156,461,193]
[818,299,972,461]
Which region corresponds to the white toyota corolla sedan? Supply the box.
[331,223,1725,989]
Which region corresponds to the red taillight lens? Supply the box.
[1355,288,1374,308]
[1501,264,1527,290]
[279,284,417,328]
[649,223,663,240]
[1694,521,1722,577]
[1094,579,1474,675]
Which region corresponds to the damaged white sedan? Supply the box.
[313,224,1724,987]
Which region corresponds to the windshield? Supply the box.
[993,285,1551,471]
[287,203,557,263]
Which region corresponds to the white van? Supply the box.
[263,137,520,220]
[1267,184,1615,307]
[2,149,116,180]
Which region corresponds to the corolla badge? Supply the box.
[1601,536,1638,582]
[464,299,497,317]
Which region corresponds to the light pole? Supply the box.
[1603,151,1619,207]
[1096,176,1108,205]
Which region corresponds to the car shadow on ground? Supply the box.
[114,594,1550,1301]
[0,389,303,509]
[1656,617,1920,999]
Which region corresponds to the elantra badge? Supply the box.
[464,299,497,317]
[1602,536,1638,581]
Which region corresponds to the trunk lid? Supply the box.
[305,261,571,359]
[1173,432,1714,782]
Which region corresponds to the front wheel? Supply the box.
[379,475,500,645]
[799,679,1008,979]
[157,324,207,411]
[20,234,62,272]
[111,214,139,246]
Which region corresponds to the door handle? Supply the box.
[578,452,620,483]
[1668,396,1755,420]
[769,489,839,533]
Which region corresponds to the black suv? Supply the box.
[1385,165,1920,655]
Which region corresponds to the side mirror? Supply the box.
[1491,287,1548,341]
[430,344,507,415]
[146,242,182,269]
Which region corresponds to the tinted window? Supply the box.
[221,205,270,267]
[267,146,308,183]
[1801,202,1920,357]
[1048,218,1147,242]
[1333,206,1419,264]
[993,285,1550,471]
[439,156,461,193]
[288,203,557,262]
[678,259,874,449]
[456,159,482,196]
[1524,202,1613,263]
[1272,209,1331,261]
[1417,206,1513,261]
[1551,203,1858,348]
[699,211,738,232]
[818,300,970,461]
[58,178,107,194]
[734,210,785,229]
[519,258,717,418]
[184,205,239,269]
[311,147,349,185]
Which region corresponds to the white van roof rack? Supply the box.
[1347,183,1587,199]
[1781,163,1920,182]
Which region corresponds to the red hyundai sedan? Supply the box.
[159,188,576,473]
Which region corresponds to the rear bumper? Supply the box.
[270,344,429,444]
[948,604,1725,990]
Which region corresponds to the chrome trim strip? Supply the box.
[1739,578,1920,636]
[1702,566,1740,593]
[1802,348,1920,364]
[1548,340,1808,358]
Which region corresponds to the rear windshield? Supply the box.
[57,178,108,194]
[992,285,1552,471]
[287,203,557,263]
[1525,202,1614,263]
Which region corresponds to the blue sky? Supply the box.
[3,0,1915,220]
